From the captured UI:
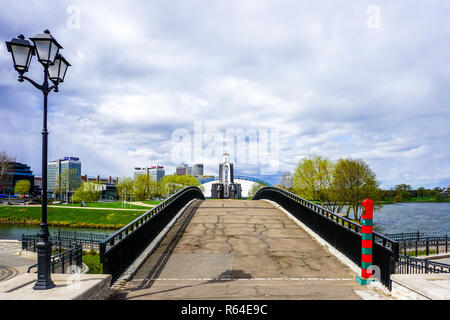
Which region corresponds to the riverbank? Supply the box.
[0,206,145,229]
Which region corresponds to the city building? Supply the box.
[176,163,192,176]
[192,164,204,177]
[134,166,165,182]
[81,175,119,200]
[0,162,35,195]
[47,157,81,194]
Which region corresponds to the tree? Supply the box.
[159,174,202,197]
[395,184,412,192]
[14,180,31,195]
[55,168,80,202]
[393,195,403,203]
[247,182,266,199]
[72,181,101,203]
[116,177,134,201]
[435,193,447,202]
[133,173,159,201]
[332,158,380,221]
[0,151,15,193]
[279,172,293,191]
[292,155,337,211]
[417,187,426,199]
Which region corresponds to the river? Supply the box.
[0,224,113,240]
[373,202,450,236]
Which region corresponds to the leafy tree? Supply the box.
[133,173,159,201]
[116,177,134,200]
[417,187,426,199]
[399,190,411,200]
[393,195,403,203]
[72,181,101,203]
[292,155,338,212]
[55,168,80,202]
[395,184,412,192]
[159,174,201,197]
[332,158,380,221]
[435,193,447,202]
[14,180,31,195]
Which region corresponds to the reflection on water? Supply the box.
[0,223,112,240]
[373,203,450,236]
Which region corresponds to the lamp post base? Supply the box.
[33,236,55,290]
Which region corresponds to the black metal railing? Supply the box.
[99,186,205,282]
[388,234,449,257]
[397,255,450,274]
[21,229,109,251]
[385,231,425,242]
[22,235,83,274]
[253,187,399,290]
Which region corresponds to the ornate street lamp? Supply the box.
[5,30,70,290]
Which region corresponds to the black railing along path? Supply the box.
[22,235,83,274]
[397,255,450,274]
[99,186,205,282]
[253,187,400,290]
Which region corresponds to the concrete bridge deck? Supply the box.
[113,199,386,300]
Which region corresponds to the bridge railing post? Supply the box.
[356,198,375,285]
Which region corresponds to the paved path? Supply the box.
[0,240,36,283]
[113,200,388,300]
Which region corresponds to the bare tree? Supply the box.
[0,151,15,193]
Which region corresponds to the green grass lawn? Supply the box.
[53,201,150,210]
[380,196,450,204]
[0,206,145,229]
[82,254,102,274]
[141,200,163,205]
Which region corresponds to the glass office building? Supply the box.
[47,157,81,193]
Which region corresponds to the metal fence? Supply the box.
[397,255,450,274]
[385,232,449,257]
[99,186,205,282]
[22,235,83,274]
[253,187,399,290]
[385,231,425,242]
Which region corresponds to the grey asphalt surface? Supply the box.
[0,241,36,282]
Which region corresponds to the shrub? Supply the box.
[393,195,403,203]
[435,193,447,202]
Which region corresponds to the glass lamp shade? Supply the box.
[48,54,71,84]
[5,35,35,74]
[30,30,62,66]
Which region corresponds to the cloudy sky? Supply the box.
[0,0,449,188]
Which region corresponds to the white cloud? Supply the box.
[0,0,449,188]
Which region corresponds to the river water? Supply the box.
[0,202,448,240]
[373,202,450,236]
[0,224,113,240]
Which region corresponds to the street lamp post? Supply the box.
[5,30,71,290]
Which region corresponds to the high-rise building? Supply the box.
[47,157,81,193]
[192,164,204,177]
[176,163,191,176]
[134,166,165,182]
[149,166,165,182]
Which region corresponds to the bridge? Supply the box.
[99,186,400,299]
